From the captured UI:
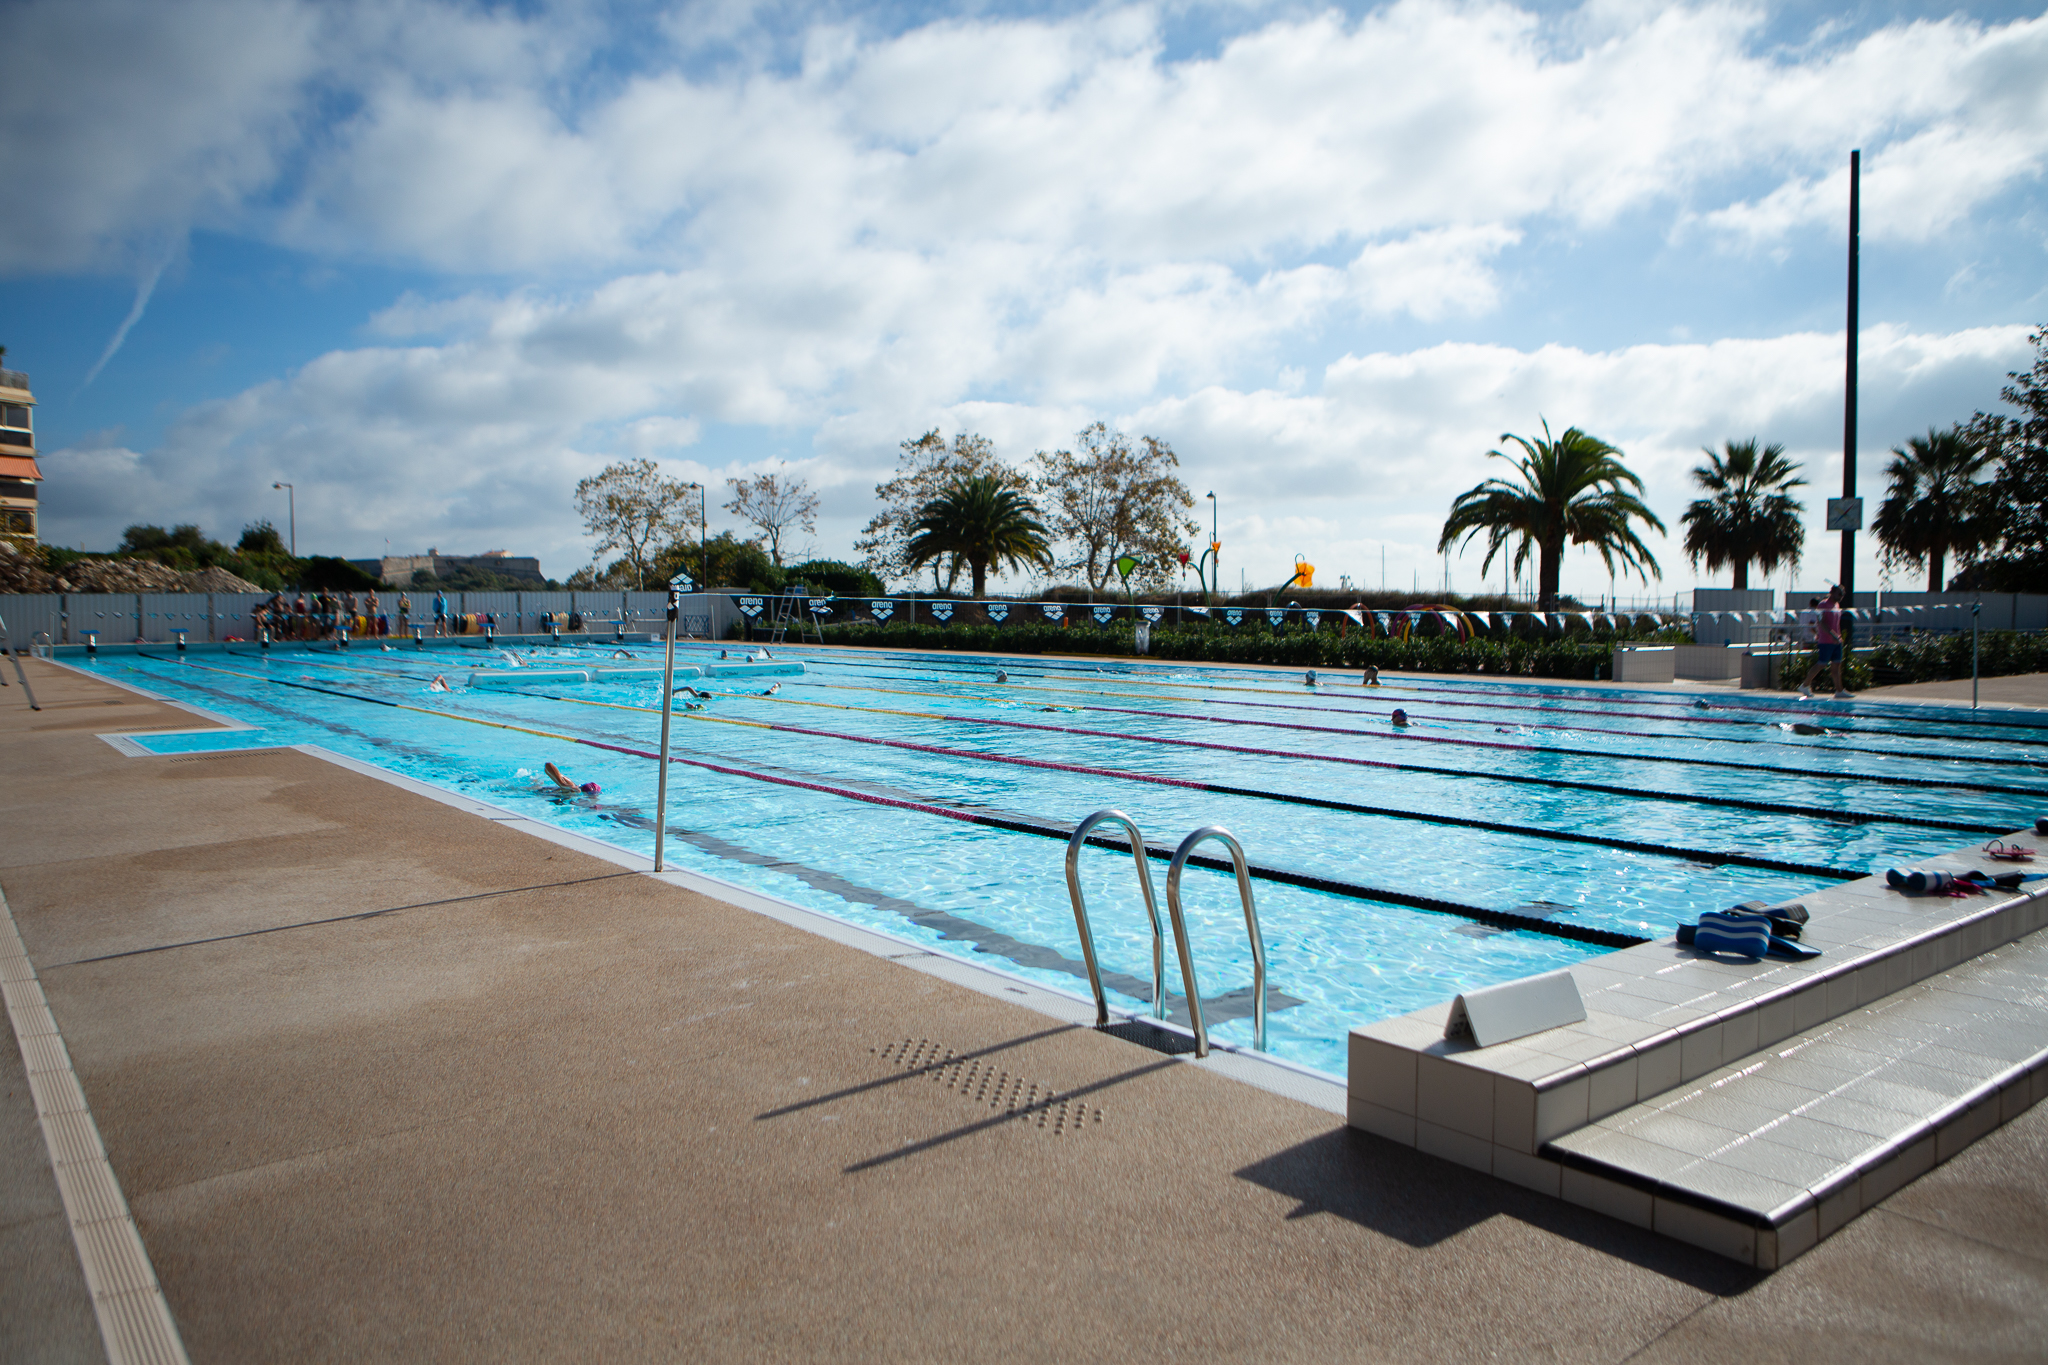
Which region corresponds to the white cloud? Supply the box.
[17,1,2047,600]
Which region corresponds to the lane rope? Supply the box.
[134,653,1647,947]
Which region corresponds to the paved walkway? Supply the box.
[4,658,2046,1362]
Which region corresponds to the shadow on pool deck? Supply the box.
[4,656,2046,1363]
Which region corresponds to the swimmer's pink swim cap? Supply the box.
[579,782,600,795]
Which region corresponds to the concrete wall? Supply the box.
[1610,646,1675,683]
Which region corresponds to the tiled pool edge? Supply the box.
[299,744,1350,1115]
[56,655,1352,1121]
[1348,847,2048,1268]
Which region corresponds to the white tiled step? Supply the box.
[1349,837,2048,1164]
[1543,927,2048,1268]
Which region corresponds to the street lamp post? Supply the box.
[272,482,295,557]
[683,481,708,590]
[1202,491,1221,605]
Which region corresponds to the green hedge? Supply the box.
[1868,630,2048,684]
[1769,630,2048,690]
[810,620,1620,679]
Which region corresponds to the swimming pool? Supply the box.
[89,641,2048,1076]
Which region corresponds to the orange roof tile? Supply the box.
[0,455,43,481]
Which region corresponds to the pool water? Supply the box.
[99,642,2048,1077]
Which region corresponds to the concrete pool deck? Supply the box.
[5,657,2048,1362]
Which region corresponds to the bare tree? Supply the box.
[723,468,820,568]
[574,459,696,589]
[1033,424,1198,592]
[855,431,1027,591]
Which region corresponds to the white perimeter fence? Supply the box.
[0,591,741,647]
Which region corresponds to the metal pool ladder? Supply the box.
[1065,810,1268,1058]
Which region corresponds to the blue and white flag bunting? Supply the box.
[1225,608,1244,626]
[1093,605,1115,624]
[1041,604,1064,622]
[931,602,954,622]
[1140,606,1163,622]
[738,596,764,618]
[808,598,832,615]
[986,603,1008,622]
[870,599,894,621]
[1266,608,1285,626]
[1304,610,1320,628]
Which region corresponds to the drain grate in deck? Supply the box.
[874,1037,1103,1136]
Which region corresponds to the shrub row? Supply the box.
[810,620,1621,679]
[1764,630,2047,691]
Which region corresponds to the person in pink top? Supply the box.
[1799,584,1852,699]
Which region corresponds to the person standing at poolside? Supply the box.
[398,591,412,636]
[433,589,448,637]
[1799,584,1852,699]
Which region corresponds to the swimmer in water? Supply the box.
[995,670,1008,684]
[761,682,780,695]
[1305,669,1318,686]
[1362,665,1380,686]
[428,675,450,692]
[1779,721,1831,736]
[1391,708,1410,727]
[543,762,601,795]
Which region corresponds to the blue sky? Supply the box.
[7,0,2045,599]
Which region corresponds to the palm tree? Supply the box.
[1871,426,1999,592]
[1436,421,1665,612]
[1680,439,1805,590]
[905,475,1052,598]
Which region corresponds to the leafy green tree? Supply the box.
[783,558,884,598]
[654,531,781,592]
[574,459,696,589]
[857,431,1026,590]
[1032,423,1196,592]
[1871,425,1999,592]
[1437,421,1664,613]
[906,475,1052,598]
[1957,325,2048,592]
[1679,440,1805,590]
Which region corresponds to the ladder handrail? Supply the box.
[1063,809,1166,1028]
[1166,826,1267,1057]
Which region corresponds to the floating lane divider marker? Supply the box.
[493,689,1864,882]
[797,678,2047,799]
[127,654,1643,949]
[807,651,2048,749]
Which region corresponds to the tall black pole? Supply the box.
[1840,149,1859,600]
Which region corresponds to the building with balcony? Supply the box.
[0,366,39,543]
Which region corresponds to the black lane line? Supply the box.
[138,657,1650,948]
[784,646,2048,742]
[748,691,2015,838]
[599,808,1302,1025]
[156,650,2013,849]
[790,674,2048,798]
[623,704,1865,882]
[145,657,1286,1013]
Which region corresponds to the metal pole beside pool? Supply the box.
[654,580,681,871]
